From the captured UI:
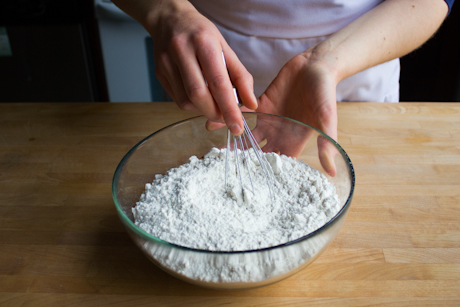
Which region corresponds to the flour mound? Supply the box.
[133,147,341,251]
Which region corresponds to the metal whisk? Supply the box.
[224,88,275,201]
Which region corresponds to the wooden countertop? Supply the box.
[1,102,459,305]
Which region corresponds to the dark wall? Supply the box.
[400,3,460,102]
[0,0,108,102]
[1,1,458,102]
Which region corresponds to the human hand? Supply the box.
[206,49,339,175]
[253,51,340,176]
[146,1,257,135]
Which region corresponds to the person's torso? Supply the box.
[190,0,383,39]
[189,0,399,102]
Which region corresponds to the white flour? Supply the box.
[134,148,341,253]
[132,147,343,284]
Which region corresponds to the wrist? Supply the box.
[112,0,194,32]
[302,41,347,85]
[143,0,193,31]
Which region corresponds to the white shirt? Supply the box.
[190,0,399,102]
[191,0,383,38]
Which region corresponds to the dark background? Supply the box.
[399,2,460,102]
[0,0,108,102]
[0,0,459,102]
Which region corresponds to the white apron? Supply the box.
[190,0,400,102]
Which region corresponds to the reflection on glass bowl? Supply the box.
[112,113,355,290]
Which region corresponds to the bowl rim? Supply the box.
[112,112,355,254]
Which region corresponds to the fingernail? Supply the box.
[250,93,258,108]
[206,121,217,131]
[229,123,243,136]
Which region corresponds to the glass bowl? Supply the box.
[112,112,355,290]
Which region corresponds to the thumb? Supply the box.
[317,135,338,177]
[316,108,338,177]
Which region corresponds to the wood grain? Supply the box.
[0,102,459,306]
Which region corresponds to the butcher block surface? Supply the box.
[0,102,459,306]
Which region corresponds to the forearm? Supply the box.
[307,0,448,83]
[111,0,256,135]
[111,0,193,31]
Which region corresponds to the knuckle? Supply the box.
[319,102,336,115]
[169,34,187,51]
[157,53,171,69]
[291,54,308,67]
[208,74,228,90]
[176,101,190,111]
[242,70,253,82]
[190,30,213,45]
[175,96,191,110]
[187,85,208,102]
[208,113,223,123]
[220,107,239,123]
[233,70,253,86]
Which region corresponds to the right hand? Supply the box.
[146,1,257,135]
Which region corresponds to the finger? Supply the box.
[247,125,267,148]
[155,70,176,101]
[198,47,244,136]
[205,119,226,131]
[222,45,258,110]
[249,115,282,154]
[156,68,202,114]
[317,135,338,177]
[158,53,198,113]
[171,43,222,121]
[263,128,313,157]
[206,107,254,132]
[317,112,338,177]
[239,105,255,113]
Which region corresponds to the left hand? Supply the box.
[206,0,449,176]
[252,51,339,176]
[207,49,340,176]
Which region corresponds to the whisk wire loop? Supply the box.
[225,129,231,190]
[222,51,275,202]
[238,134,256,194]
[242,118,274,201]
[224,90,275,202]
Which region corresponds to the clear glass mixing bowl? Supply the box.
[112,112,355,290]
